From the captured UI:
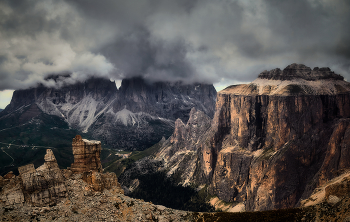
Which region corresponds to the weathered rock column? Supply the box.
[70,135,102,173]
[18,149,67,206]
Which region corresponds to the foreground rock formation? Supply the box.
[1,170,192,221]
[1,149,67,207]
[149,64,350,212]
[70,135,102,173]
[0,136,195,221]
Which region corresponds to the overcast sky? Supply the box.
[0,0,350,108]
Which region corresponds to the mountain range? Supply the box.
[1,63,350,218]
[120,63,350,212]
[0,77,216,151]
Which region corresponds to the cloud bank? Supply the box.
[0,0,349,91]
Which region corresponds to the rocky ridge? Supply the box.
[154,108,212,186]
[0,136,195,221]
[145,64,350,212]
[0,77,216,150]
[258,63,344,81]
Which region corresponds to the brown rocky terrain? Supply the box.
[0,136,195,221]
[150,63,350,212]
[1,134,350,221]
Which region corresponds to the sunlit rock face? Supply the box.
[70,135,102,173]
[154,64,350,211]
[0,77,216,150]
[204,64,350,211]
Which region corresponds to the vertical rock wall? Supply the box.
[70,135,102,173]
[186,65,350,211]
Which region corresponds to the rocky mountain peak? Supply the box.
[258,63,344,81]
[222,63,350,96]
[1,75,216,150]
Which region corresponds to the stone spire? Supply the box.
[70,135,102,173]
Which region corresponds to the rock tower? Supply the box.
[70,135,102,173]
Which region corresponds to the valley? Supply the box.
[1,64,350,221]
[116,64,350,214]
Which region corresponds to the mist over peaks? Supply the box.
[0,0,350,91]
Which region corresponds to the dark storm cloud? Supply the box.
[68,0,204,82]
[100,28,196,82]
[0,0,350,91]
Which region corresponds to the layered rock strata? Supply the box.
[153,64,350,212]
[1,149,67,207]
[206,64,350,211]
[70,135,102,173]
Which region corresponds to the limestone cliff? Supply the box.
[153,64,350,212]
[203,64,350,211]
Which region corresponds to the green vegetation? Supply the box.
[0,145,73,175]
[0,111,82,175]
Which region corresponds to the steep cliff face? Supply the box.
[154,108,212,185]
[202,64,350,211]
[115,77,216,122]
[0,76,216,150]
[153,64,350,212]
[70,135,102,173]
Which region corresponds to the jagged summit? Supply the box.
[0,76,216,150]
[222,63,350,96]
[258,63,344,81]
